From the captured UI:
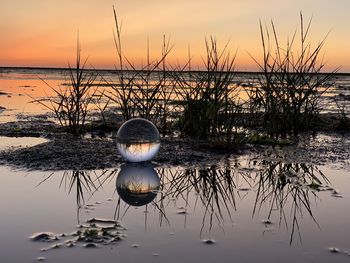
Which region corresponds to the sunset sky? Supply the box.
[1,0,350,72]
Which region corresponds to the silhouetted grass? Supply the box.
[175,37,246,149]
[33,37,98,135]
[246,13,337,138]
[335,100,350,131]
[104,7,179,135]
[34,9,344,144]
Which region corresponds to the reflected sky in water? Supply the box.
[0,157,350,263]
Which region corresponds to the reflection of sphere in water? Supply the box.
[116,163,160,206]
[116,118,160,162]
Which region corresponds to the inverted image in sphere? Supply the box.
[116,118,160,162]
[116,163,160,206]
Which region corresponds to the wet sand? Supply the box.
[0,121,348,171]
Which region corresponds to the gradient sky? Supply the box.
[1,0,350,72]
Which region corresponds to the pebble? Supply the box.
[84,243,100,248]
[328,247,340,253]
[66,243,75,248]
[202,239,216,244]
[50,243,62,249]
[30,232,57,242]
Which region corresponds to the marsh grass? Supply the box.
[335,100,350,131]
[33,9,342,143]
[91,90,112,127]
[176,37,245,148]
[34,38,98,135]
[104,7,180,135]
[247,13,337,138]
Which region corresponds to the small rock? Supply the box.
[50,243,62,249]
[328,247,340,253]
[30,232,57,242]
[37,257,46,261]
[66,243,75,248]
[84,243,100,248]
[202,239,216,244]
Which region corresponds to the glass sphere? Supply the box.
[116,118,160,162]
[116,163,160,206]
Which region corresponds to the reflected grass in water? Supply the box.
[34,158,332,244]
[252,161,329,244]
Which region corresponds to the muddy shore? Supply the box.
[0,119,348,171]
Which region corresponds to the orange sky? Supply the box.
[1,0,350,72]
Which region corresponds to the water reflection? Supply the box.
[160,165,245,234]
[116,163,160,206]
[159,160,330,242]
[252,161,329,244]
[36,169,117,222]
[34,158,333,244]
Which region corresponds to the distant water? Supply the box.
[0,67,349,122]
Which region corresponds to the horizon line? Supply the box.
[1,65,349,75]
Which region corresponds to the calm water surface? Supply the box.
[0,156,349,262]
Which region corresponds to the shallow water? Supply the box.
[1,68,350,123]
[0,136,48,150]
[0,155,350,262]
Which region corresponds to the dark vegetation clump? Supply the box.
[246,13,338,138]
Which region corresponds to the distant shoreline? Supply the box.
[1,66,349,76]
